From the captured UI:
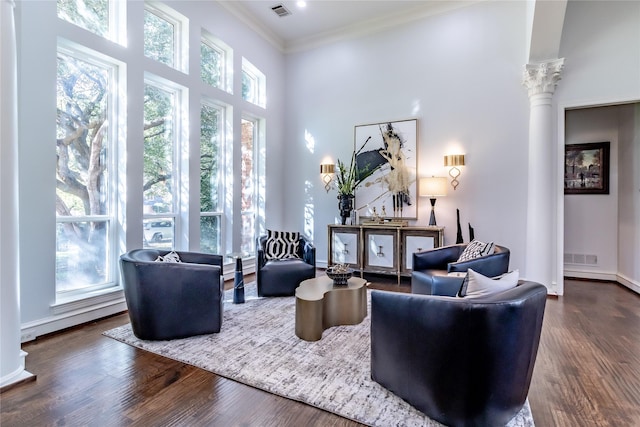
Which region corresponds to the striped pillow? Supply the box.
[456,240,495,262]
[264,230,301,260]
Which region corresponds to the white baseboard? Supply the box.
[21,299,127,343]
[563,268,618,282]
[564,267,640,295]
[616,273,640,294]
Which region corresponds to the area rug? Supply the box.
[104,283,535,427]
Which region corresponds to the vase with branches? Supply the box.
[334,138,375,224]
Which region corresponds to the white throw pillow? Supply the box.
[458,268,519,298]
[456,240,495,262]
[155,251,182,263]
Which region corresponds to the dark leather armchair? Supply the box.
[256,234,316,297]
[371,281,547,427]
[412,243,510,296]
[120,249,224,340]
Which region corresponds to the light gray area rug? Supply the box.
[104,283,535,427]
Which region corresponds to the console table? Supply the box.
[327,224,444,284]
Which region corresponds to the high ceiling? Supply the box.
[217,0,478,52]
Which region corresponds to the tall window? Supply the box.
[142,79,181,250]
[200,102,225,254]
[55,46,118,295]
[241,118,257,253]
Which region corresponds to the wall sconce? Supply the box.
[320,163,335,193]
[444,154,465,190]
[419,177,447,226]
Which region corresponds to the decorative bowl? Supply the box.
[326,267,353,286]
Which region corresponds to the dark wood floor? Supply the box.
[2,276,639,427]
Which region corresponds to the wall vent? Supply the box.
[564,253,598,265]
[271,4,291,17]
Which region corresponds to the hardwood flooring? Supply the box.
[2,276,639,426]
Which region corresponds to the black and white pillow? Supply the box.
[155,250,182,263]
[456,239,495,262]
[264,230,301,260]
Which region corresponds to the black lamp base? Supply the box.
[429,198,437,226]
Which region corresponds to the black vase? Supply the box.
[338,194,355,225]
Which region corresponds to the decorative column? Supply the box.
[1,0,35,389]
[522,59,564,289]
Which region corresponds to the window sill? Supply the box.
[51,286,125,315]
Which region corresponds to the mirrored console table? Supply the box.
[327,224,444,284]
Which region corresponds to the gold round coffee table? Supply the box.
[295,275,368,341]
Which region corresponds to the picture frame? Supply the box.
[564,141,610,195]
[354,119,418,219]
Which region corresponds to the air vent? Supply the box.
[271,4,291,17]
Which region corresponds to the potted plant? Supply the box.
[335,143,375,224]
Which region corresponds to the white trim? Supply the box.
[21,299,127,343]
[617,273,640,295]
[215,1,284,52]
[0,350,34,389]
[52,287,124,314]
[563,268,618,282]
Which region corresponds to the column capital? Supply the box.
[523,58,565,97]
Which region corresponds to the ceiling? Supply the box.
[217,0,478,53]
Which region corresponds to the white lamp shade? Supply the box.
[419,177,448,197]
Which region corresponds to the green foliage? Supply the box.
[200,104,220,212]
[201,42,221,88]
[144,10,174,67]
[335,142,375,196]
[57,0,108,37]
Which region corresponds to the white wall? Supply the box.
[556,0,640,290]
[284,1,531,272]
[15,1,285,332]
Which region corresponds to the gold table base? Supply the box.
[295,276,367,342]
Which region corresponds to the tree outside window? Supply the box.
[55,50,114,294]
[200,103,224,254]
[144,8,175,68]
[142,81,178,250]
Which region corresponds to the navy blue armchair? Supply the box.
[256,234,316,297]
[411,243,510,296]
[371,281,547,427]
[120,249,224,340]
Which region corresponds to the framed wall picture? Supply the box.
[354,119,417,219]
[564,141,610,194]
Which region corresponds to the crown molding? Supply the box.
[284,1,482,54]
[217,1,481,55]
[216,1,285,53]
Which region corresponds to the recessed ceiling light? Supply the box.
[297,1,307,8]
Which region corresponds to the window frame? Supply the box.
[143,2,189,73]
[199,99,228,255]
[241,57,266,108]
[55,41,123,299]
[142,74,187,250]
[201,33,233,93]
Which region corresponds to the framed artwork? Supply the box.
[354,119,418,219]
[564,142,610,195]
